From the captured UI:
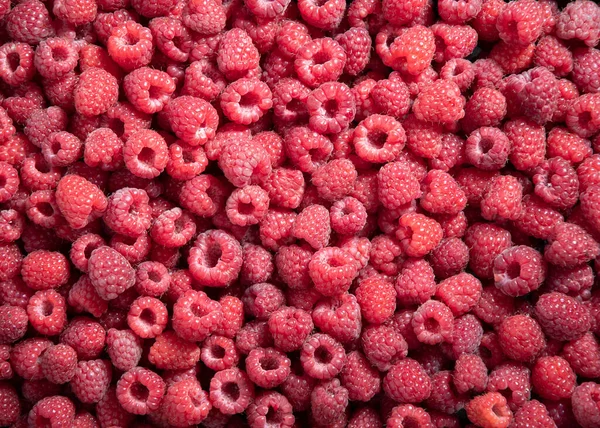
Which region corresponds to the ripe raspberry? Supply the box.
[247,391,294,428]
[311,378,349,426]
[480,175,523,221]
[5,0,54,45]
[403,114,445,159]
[384,358,432,403]
[386,25,435,75]
[116,367,165,415]
[535,292,591,342]
[71,359,112,404]
[311,159,357,202]
[544,222,600,268]
[562,332,600,379]
[435,272,482,316]
[355,276,396,324]
[201,334,239,372]
[54,175,107,230]
[498,315,545,362]
[209,367,254,415]
[547,127,592,165]
[493,245,546,297]
[88,246,135,301]
[127,296,168,339]
[295,38,346,88]
[420,170,467,215]
[28,395,75,427]
[148,330,200,370]
[34,37,78,81]
[40,131,82,168]
[59,317,106,360]
[40,344,75,386]
[387,404,433,428]
[26,289,67,336]
[299,333,345,381]
[123,129,169,179]
[453,354,488,395]
[0,304,27,344]
[532,157,579,211]
[531,356,575,401]
[123,67,176,115]
[187,229,242,287]
[438,0,482,24]
[348,406,382,428]
[553,78,580,123]
[340,351,381,402]
[534,35,573,77]
[429,237,468,279]
[411,300,454,345]
[95,387,134,428]
[312,293,362,344]
[555,0,600,47]
[0,42,35,87]
[246,347,291,388]
[380,0,426,26]
[377,162,421,211]
[414,79,466,124]
[396,213,443,258]
[440,58,475,92]
[361,324,408,372]
[546,263,594,299]
[0,382,20,425]
[235,319,274,355]
[466,392,512,428]
[219,139,271,186]
[172,289,221,342]
[73,68,118,118]
[572,382,600,428]
[242,282,285,321]
[426,370,468,414]
[24,107,67,149]
[107,22,154,72]
[581,185,600,233]
[267,306,313,353]
[393,258,435,306]
[166,141,208,181]
[216,28,259,81]
[335,27,371,77]
[20,250,69,291]
[106,328,142,372]
[309,246,358,297]
[352,115,405,164]
[566,93,600,138]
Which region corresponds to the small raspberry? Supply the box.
[209,367,254,415]
[384,359,432,403]
[361,324,408,372]
[312,293,362,344]
[106,328,142,372]
[335,27,371,76]
[24,107,68,149]
[0,43,36,87]
[268,306,313,353]
[453,354,488,395]
[26,290,67,336]
[219,139,271,186]
[127,296,168,339]
[555,0,600,47]
[480,175,523,222]
[247,391,294,428]
[28,395,75,427]
[435,272,482,316]
[107,22,154,72]
[498,315,545,362]
[88,246,135,301]
[420,169,467,215]
[74,68,119,117]
[387,404,433,428]
[160,378,211,426]
[116,367,165,415]
[295,38,346,88]
[429,237,469,279]
[34,37,78,81]
[396,212,443,258]
[413,79,465,125]
[216,28,260,81]
[465,392,512,428]
[534,35,574,77]
[493,245,546,297]
[148,330,200,370]
[123,67,176,115]
[404,114,444,159]
[394,258,436,306]
[0,305,27,344]
[544,222,600,268]
[377,161,421,211]
[172,290,221,342]
[123,129,169,179]
[535,292,591,342]
[71,359,112,404]
[531,356,576,401]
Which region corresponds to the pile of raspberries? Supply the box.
[1,0,600,426]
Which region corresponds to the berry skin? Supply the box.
[535,292,591,342]
[148,330,200,370]
[172,290,222,342]
[378,161,421,210]
[0,305,27,345]
[361,324,408,372]
[572,382,600,428]
[60,317,106,360]
[547,127,592,166]
[340,351,381,402]
[493,245,546,297]
[301,333,346,380]
[504,117,546,171]
[384,358,432,403]
[106,328,142,372]
[465,392,512,428]
[188,229,243,287]
[159,378,211,426]
[498,315,545,362]
[312,293,362,344]
[71,359,112,404]
[532,356,576,401]
[420,169,467,215]
[246,347,291,388]
[533,157,579,210]
[555,0,600,47]
[28,395,75,428]
[209,367,254,415]
[396,212,443,258]
[544,222,600,268]
[5,0,54,45]
[88,246,135,301]
[20,250,70,291]
[27,290,67,336]
[481,175,524,222]
[116,367,166,415]
[217,28,260,81]
[412,300,454,345]
[74,68,119,117]
[387,404,433,428]
[55,175,108,230]
[336,27,371,77]
[268,306,313,353]
[413,79,465,124]
[356,276,396,324]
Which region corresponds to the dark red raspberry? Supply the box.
[493,245,546,297]
[531,356,576,401]
[547,263,594,299]
[209,367,254,415]
[311,378,349,426]
[412,300,454,345]
[88,246,135,301]
[246,346,291,388]
[95,387,134,428]
[555,0,600,47]
[0,382,20,425]
[0,305,27,344]
[34,37,78,81]
[498,315,545,362]
[361,324,408,372]
[384,358,432,403]
[312,293,362,344]
[148,330,200,370]
[295,38,346,88]
[562,332,600,379]
[453,353,488,394]
[0,43,36,87]
[465,392,512,428]
[395,258,436,305]
[340,351,381,402]
[544,222,600,268]
[28,395,75,427]
[572,382,600,428]
[348,406,382,428]
[429,237,469,279]
[60,317,106,360]
[535,292,591,341]
[426,370,468,414]
[0,277,32,309]
[443,313,484,359]
[566,93,600,138]
[247,391,294,428]
[106,328,142,372]
[20,250,69,291]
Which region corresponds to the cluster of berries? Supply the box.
[0,0,600,426]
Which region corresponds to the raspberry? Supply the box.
[443,313,484,359]
[28,395,75,427]
[116,367,165,415]
[34,38,78,81]
[547,127,592,165]
[106,328,142,371]
[172,290,221,342]
[88,246,135,301]
[377,161,421,211]
[26,289,67,336]
[438,0,482,24]
[384,358,432,403]
[335,27,371,77]
[453,354,488,394]
[0,208,23,243]
[297,0,345,30]
[465,392,512,428]
[309,246,358,296]
[131,0,176,17]
[215,28,259,81]
[396,212,443,258]
[0,305,27,344]
[127,296,168,339]
[312,293,362,344]
[493,245,546,297]
[531,356,576,401]
[480,175,523,221]
[392,259,434,306]
[404,114,444,159]
[24,107,68,149]
[96,387,134,428]
[74,68,119,118]
[54,175,107,230]
[535,292,591,342]
[581,185,600,232]
[20,250,69,291]
[267,306,313,353]
[544,222,600,268]
[572,382,600,428]
[41,131,82,168]
[497,315,545,362]
[201,335,239,371]
[160,378,211,426]
[242,282,284,321]
[0,163,18,204]
[311,160,357,203]
[149,17,193,62]
[123,129,170,179]
[361,324,408,372]
[220,78,272,126]
[355,276,396,324]
[247,391,294,428]
[295,38,346,88]
[352,115,405,165]
[166,141,208,181]
[348,406,382,428]
[546,264,594,299]
[431,24,479,65]
[426,370,468,414]
[246,346,291,388]
[340,351,381,402]
[209,367,254,415]
[429,237,469,279]
[440,58,475,92]
[0,383,20,425]
[311,378,349,426]
[280,361,317,412]
[261,169,304,212]
[487,363,532,412]
[235,320,274,355]
[534,35,573,77]
[566,93,600,138]
[562,332,600,379]
[148,330,200,370]
[0,43,35,87]
[386,25,435,75]
[5,0,54,45]
[411,300,454,345]
[219,139,271,186]
[71,359,112,404]
[465,127,510,171]
[225,185,269,227]
[420,170,467,215]
[434,272,482,317]
[553,78,580,123]
[123,67,176,115]
[284,126,334,174]
[59,317,106,360]
[178,174,227,218]
[188,229,243,287]
[107,22,154,72]
[555,0,600,47]
[387,404,433,428]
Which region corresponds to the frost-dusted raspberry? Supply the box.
[73,68,118,118]
[116,367,165,415]
[555,0,600,47]
[123,67,175,115]
[267,306,313,353]
[148,330,200,370]
[54,175,107,231]
[498,315,545,362]
[566,93,600,138]
[71,359,112,404]
[106,328,142,372]
[531,356,575,401]
[453,354,488,395]
[545,222,600,268]
[547,127,592,166]
[26,290,66,336]
[107,22,153,72]
[127,296,168,339]
[356,276,396,324]
[188,229,242,287]
[295,38,346,88]
[412,300,454,345]
[219,139,271,187]
[535,292,591,341]
[340,351,381,402]
[396,212,443,258]
[0,305,27,344]
[572,382,600,428]
[88,246,135,301]
[5,0,53,45]
[34,38,78,81]
[420,170,467,216]
[384,359,431,403]
[28,395,75,427]
[172,290,221,342]
[466,392,512,428]
[20,250,69,291]
[361,324,408,372]
[309,246,358,297]
[438,0,482,24]
[246,346,291,389]
[493,245,546,297]
[0,43,35,87]
[209,367,254,415]
[387,404,432,428]
[435,272,482,316]
[312,293,362,344]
